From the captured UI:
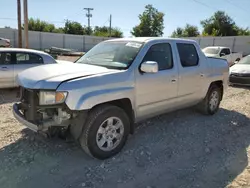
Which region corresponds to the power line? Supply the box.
[223,0,248,13]
[191,0,250,25]
[0,17,65,24]
[102,18,110,26]
[191,0,217,11]
[0,17,17,20]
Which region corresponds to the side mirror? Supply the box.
[140,61,158,73]
[220,53,226,57]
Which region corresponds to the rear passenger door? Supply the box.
[0,52,15,88]
[176,43,203,105]
[13,52,44,86]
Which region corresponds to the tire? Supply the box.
[79,104,130,160]
[197,84,222,115]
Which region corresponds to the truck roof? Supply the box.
[204,46,229,49]
[107,37,196,43]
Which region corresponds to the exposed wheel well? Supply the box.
[210,80,223,100]
[92,98,135,134]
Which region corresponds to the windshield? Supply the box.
[202,47,220,54]
[237,56,250,64]
[75,41,143,69]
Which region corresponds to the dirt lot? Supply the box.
[0,86,250,188]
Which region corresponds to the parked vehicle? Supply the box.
[0,37,10,47]
[13,38,229,159]
[0,48,71,88]
[202,46,242,67]
[229,55,250,86]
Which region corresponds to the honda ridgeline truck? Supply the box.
[13,37,229,159]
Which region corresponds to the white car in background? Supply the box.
[202,46,242,67]
[229,55,250,86]
[0,48,70,88]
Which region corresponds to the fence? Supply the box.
[187,36,250,56]
[0,28,110,52]
[1,28,250,56]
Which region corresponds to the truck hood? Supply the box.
[17,63,118,89]
[230,64,250,74]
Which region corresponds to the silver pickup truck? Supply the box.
[13,37,229,159]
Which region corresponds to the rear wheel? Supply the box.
[197,85,222,115]
[79,105,130,159]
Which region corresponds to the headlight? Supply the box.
[39,91,68,105]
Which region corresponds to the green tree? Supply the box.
[63,20,88,35]
[131,4,164,37]
[27,18,57,32]
[53,27,64,33]
[171,24,200,37]
[201,11,247,36]
[201,11,250,36]
[93,26,123,37]
[236,27,250,36]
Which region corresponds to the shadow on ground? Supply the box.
[0,88,19,105]
[230,85,250,90]
[0,107,250,188]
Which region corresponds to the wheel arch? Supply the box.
[91,98,135,134]
[209,80,224,100]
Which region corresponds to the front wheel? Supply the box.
[197,85,222,115]
[79,105,130,160]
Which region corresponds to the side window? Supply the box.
[0,52,12,65]
[225,48,230,55]
[142,43,173,71]
[220,49,227,55]
[177,43,199,67]
[16,53,43,64]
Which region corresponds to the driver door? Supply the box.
[135,42,178,119]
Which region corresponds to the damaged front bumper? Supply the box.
[13,103,39,132]
[13,103,72,133]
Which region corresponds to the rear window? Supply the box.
[202,47,220,54]
[16,53,43,64]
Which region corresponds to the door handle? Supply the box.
[171,79,177,83]
[0,67,8,71]
[200,73,204,77]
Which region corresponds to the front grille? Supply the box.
[231,73,250,77]
[229,76,250,85]
[19,87,40,122]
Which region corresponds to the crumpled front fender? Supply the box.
[65,87,135,111]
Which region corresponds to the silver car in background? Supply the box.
[0,48,58,88]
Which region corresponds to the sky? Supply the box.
[1,0,250,37]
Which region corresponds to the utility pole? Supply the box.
[109,14,112,38]
[84,8,93,34]
[17,0,22,48]
[23,0,29,48]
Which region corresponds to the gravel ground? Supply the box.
[0,86,250,188]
